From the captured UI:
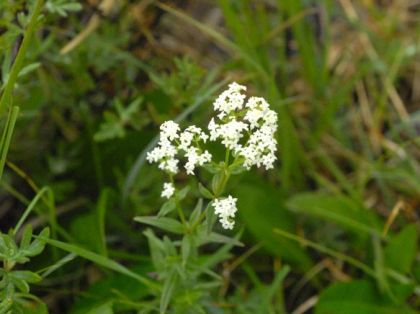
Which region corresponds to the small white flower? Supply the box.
[208,82,278,171]
[208,118,248,151]
[213,82,247,114]
[147,137,179,175]
[148,82,278,207]
[160,120,180,141]
[185,147,212,175]
[161,182,175,199]
[213,195,238,229]
[179,125,208,151]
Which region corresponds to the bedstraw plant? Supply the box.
[135,82,278,312]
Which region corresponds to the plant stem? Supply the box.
[0,106,19,181]
[0,0,44,115]
[224,148,230,164]
[273,228,375,277]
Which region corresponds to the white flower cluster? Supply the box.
[208,82,278,170]
[147,82,277,229]
[161,182,175,199]
[146,121,180,174]
[147,122,212,197]
[213,195,238,230]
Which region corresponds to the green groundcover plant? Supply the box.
[0,0,419,313]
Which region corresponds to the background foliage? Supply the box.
[0,0,419,313]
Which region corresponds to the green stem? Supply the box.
[0,106,19,181]
[176,202,187,226]
[224,148,230,164]
[169,176,187,226]
[190,203,209,231]
[0,0,44,115]
[191,165,232,232]
[273,228,375,277]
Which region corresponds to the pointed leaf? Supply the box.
[134,216,184,234]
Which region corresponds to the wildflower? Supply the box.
[160,120,180,141]
[147,82,278,229]
[213,82,246,115]
[185,147,212,175]
[146,120,181,175]
[161,182,175,199]
[208,82,278,171]
[208,118,248,151]
[179,125,209,151]
[213,196,238,230]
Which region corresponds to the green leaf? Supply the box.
[189,199,203,224]
[0,297,12,313]
[0,233,18,258]
[11,270,41,283]
[228,162,246,175]
[181,235,192,266]
[315,280,417,314]
[143,229,165,271]
[94,113,125,142]
[17,62,40,78]
[25,227,49,257]
[385,224,418,274]
[160,270,178,314]
[211,171,225,195]
[202,163,220,174]
[134,216,184,234]
[10,275,30,293]
[198,183,214,199]
[204,232,243,247]
[20,225,33,250]
[85,301,113,314]
[205,201,216,234]
[37,236,156,290]
[177,186,190,200]
[158,200,176,217]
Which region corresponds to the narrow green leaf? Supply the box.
[96,189,110,257]
[160,270,178,314]
[11,270,41,283]
[206,232,243,247]
[198,183,214,199]
[20,224,33,250]
[189,198,203,225]
[14,186,51,236]
[181,235,192,267]
[36,236,156,290]
[134,216,184,234]
[206,201,216,234]
[0,106,19,181]
[26,227,49,257]
[158,200,176,217]
[177,186,190,200]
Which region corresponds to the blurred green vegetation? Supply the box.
[0,0,419,313]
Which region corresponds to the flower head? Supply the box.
[213,82,247,115]
[213,196,238,229]
[208,83,278,170]
[161,182,175,199]
[146,120,181,175]
[147,82,278,229]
